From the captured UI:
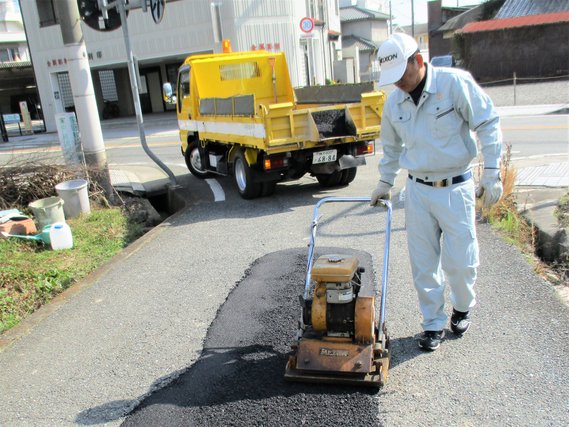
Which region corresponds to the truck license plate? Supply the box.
[313,149,337,164]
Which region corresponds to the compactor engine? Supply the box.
[307,255,374,342]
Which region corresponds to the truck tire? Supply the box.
[316,170,343,187]
[234,151,262,199]
[339,167,357,185]
[185,140,210,179]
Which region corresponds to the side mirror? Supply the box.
[162,82,176,104]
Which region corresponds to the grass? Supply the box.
[481,151,534,249]
[555,193,569,229]
[478,144,567,286]
[0,206,144,334]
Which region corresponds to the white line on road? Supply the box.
[206,178,225,202]
[174,164,225,201]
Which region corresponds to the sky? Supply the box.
[391,0,485,27]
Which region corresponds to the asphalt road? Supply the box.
[122,247,381,427]
[1,129,568,425]
[1,111,567,169]
[104,180,569,426]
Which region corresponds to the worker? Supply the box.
[370,33,503,351]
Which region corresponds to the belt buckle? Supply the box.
[433,179,447,188]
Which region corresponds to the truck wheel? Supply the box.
[316,170,343,187]
[339,167,357,185]
[234,151,261,199]
[185,141,210,179]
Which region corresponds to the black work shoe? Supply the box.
[450,309,471,336]
[418,330,445,351]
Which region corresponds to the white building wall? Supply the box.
[370,21,389,42]
[20,0,340,132]
[343,20,371,40]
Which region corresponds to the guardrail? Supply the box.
[480,73,569,106]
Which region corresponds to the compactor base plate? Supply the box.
[284,338,390,388]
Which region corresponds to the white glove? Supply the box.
[476,168,503,208]
[370,180,392,206]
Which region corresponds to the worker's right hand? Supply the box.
[370,180,392,206]
[476,168,503,208]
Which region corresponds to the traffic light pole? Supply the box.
[116,1,178,187]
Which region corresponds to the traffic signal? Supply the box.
[77,0,128,32]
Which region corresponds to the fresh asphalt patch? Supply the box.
[122,247,383,426]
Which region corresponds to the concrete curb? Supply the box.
[495,103,569,117]
[518,196,568,265]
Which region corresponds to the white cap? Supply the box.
[376,33,419,86]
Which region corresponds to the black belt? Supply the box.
[408,170,472,188]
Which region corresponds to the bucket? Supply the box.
[55,179,90,219]
[28,196,66,229]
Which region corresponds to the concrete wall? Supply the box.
[428,32,452,58]
[463,23,569,82]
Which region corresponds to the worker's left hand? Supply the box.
[476,168,503,208]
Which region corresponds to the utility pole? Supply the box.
[411,0,415,37]
[55,0,113,199]
[389,0,393,36]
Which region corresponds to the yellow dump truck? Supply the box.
[163,49,384,198]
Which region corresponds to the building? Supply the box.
[19,0,343,133]
[459,1,569,81]
[399,22,429,61]
[0,0,39,122]
[427,0,473,59]
[338,4,389,82]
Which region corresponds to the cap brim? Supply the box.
[377,62,407,86]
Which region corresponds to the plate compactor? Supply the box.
[285,197,392,387]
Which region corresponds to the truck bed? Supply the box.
[190,86,384,154]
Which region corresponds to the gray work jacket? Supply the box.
[379,64,502,185]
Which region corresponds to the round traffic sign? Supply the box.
[150,0,165,24]
[300,17,314,33]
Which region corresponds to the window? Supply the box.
[0,48,20,62]
[98,70,118,102]
[36,0,58,27]
[177,65,190,113]
[219,62,260,81]
[56,72,74,108]
[307,0,324,20]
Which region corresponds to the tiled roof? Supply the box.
[461,11,569,33]
[495,0,569,19]
[341,35,378,53]
[340,6,389,23]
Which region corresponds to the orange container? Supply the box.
[0,218,37,236]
